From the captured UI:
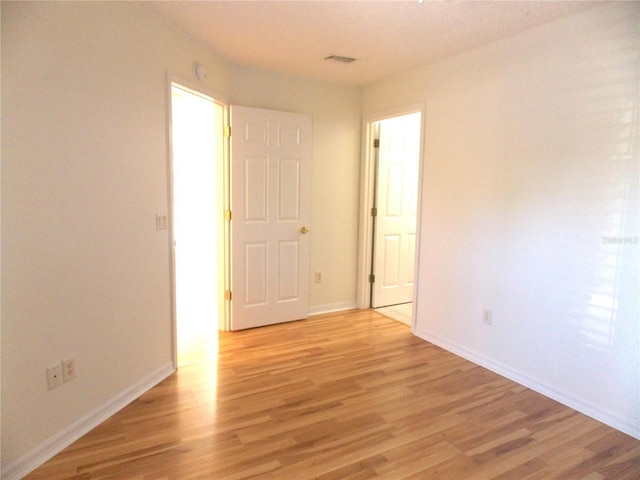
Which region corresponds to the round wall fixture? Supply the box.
[193,63,207,80]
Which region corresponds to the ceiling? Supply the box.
[144,1,603,87]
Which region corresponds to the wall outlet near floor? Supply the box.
[155,213,168,230]
[315,271,322,283]
[47,364,63,390]
[63,358,76,382]
[483,309,493,325]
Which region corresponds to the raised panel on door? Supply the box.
[278,240,300,301]
[278,158,301,221]
[231,106,312,330]
[382,234,401,287]
[245,157,268,222]
[244,242,268,306]
[244,121,269,146]
[384,163,404,217]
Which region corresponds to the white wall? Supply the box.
[230,65,362,312]
[364,3,639,438]
[1,2,362,476]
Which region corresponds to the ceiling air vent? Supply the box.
[324,55,356,64]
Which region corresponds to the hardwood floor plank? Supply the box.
[313,453,386,480]
[491,458,549,480]
[25,310,639,479]
[595,445,640,480]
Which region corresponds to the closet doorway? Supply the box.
[170,83,225,366]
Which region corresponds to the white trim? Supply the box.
[166,71,229,107]
[308,302,358,316]
[165,73,179,369]
[414,326,640,440]
[2,362,175,480]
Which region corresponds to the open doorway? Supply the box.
[170,83,225,366]
[357,107,424,327]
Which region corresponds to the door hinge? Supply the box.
[224,125,231,138]
[225,290,232,301]
[371,207,377,217]
[225,209,232,221]
[373,139,380,148]
[369,274,375,283]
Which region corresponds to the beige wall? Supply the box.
[364,3,639,437]
[1,2,227,470]
[1,2,362,474]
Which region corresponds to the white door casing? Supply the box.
[372,113,421,308]
[230,106,312,330]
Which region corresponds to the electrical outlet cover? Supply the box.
[483,309,493,325]
[63,358,76,382]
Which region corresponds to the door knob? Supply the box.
[300,226,310,234]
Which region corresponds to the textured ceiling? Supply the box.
[144,1,603,87]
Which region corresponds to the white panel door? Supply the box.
[230,106,312,330]
[372,113,421,308]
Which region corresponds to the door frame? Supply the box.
[356,103,426,325]
[166,73,231,369]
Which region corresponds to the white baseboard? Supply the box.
[308,301,358,316]
[2,362,176,480]
[414,327,640,440]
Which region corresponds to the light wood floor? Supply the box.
[26,310,639,479]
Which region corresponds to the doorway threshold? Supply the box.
[374,303,412,326]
